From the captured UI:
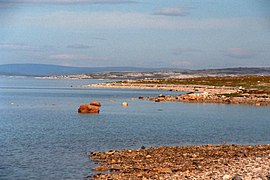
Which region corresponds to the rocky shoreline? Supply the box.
[90,144,270,179]
[144,92,270,106]
[87,82,270,106]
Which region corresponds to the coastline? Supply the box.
[84,78,270,106]
[90,144,270,179]
[86,82,238,94]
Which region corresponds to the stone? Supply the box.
[92,166,108,171]
[158,94,165,98]
[222,174,231,180]
[138,96,144,100]
[90,101,101,107]
[232,175,242,180]
[78,104,100,113]
[153,168,172,174]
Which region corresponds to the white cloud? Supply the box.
[154,7,188,16]
[49,54,108,61]
[0,43,37,51]
[66,44,92,49]
[173,48,201,55]
[9,11,268,30]
[0,0,137,5]
[223,48,257,59]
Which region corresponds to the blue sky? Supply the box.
[0,0,269,69]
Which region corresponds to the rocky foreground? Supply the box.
[144,91,270,106]
[90,145,270,180]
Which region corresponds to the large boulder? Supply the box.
[78,101,101,113]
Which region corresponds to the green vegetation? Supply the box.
[119,76,270,94]
[217,93,244,97]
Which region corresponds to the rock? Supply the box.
[110,165,122,171]
[153,168,172,174]
[78,101,101,113]
[222,174,231,180]
[122,102,128,106]
[158,94,165,98]
[90,101,101,107]
[232,175,242,180]
[78,104,100,113]
[155,98,160,102]
[92,166,108,171]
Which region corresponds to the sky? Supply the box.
[0,0,269,69]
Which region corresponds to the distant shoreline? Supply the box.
[84,76,270,106]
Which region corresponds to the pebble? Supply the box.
[90,144,270,179]
[232,175,242,180]
[222,174,231,180]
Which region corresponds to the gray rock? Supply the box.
[232,175,242,180]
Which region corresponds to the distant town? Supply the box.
[47,67,270,80]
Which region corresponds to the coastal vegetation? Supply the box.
[90,75,270,106]
[119,76,270,94]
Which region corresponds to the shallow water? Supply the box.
[0,77,269,179]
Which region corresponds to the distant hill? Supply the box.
[0,64,269,77]
[0,63,176,76]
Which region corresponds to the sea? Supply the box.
[0,76,269,179]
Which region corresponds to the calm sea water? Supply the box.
[0,76,270,179]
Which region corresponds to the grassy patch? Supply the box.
[217,93,244,97]
[119,76,270,94]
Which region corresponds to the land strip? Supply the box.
[85,76,270,106]
[90,144,270,179]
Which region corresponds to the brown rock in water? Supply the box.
[78,104,100,113]
[92,166,108,172]
[90,101,101,107]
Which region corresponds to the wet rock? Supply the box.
[78,104,100,113]
[90,101,101,107]
[158,94,165,97]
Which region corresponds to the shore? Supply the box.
[90,144,270,179]
[87,82,238,94]
[85,76,270,106]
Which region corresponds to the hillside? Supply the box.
[0,64,270,79]
[0,64,167,76]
